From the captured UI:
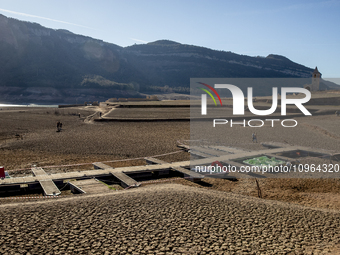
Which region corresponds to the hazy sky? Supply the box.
[0,0,339,77]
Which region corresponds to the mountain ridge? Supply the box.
[0,14,336,104]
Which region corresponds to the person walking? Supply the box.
[252,132,257,143]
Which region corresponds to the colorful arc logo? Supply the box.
[198,82,223,106]
[199,82,222,115]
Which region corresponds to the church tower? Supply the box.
[311,66,321,91]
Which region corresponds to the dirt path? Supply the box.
[82,105,114,123]
[101,105,119,118]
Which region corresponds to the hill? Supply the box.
[0,14,336,104]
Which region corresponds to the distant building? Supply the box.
[304,67,321,91]
[146,95,159,100]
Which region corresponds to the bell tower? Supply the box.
[311,66,321,91]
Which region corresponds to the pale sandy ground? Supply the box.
[1,106,340,209]
[0,107,189,171]
[1,103,340,253]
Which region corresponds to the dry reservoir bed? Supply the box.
[0,107,190,170]
[1,105,340,254]
[0,184,339,255]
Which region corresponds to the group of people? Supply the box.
[57,121,63,132]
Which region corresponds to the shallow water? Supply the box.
[0,104,58,107]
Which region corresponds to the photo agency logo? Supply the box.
[199,82,312,128]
